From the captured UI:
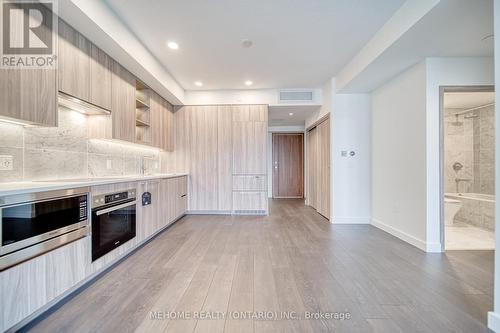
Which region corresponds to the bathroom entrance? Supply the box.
[441,87,495,250]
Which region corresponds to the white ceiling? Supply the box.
[340,0,494,93]
[104,0,404,91]
[444,92,495,109]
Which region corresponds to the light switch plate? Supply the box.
[106,159,112,169]
[0,155,13,170]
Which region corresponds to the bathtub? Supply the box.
[445,193,495,230]
[445,193,495,203]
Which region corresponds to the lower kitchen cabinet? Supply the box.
[232,191,268,213]
[137,180,160,240]
[159,176,188,225]
[0,238,88,332]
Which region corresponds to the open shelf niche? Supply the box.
[135,80,152,144]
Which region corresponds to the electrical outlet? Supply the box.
[106,159,112,170]
[0,155,13,171]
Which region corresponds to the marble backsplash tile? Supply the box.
[0,108,170,183]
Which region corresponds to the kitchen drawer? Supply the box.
[232,175,266,191]
[232,191,267,213]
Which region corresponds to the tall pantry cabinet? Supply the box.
[174,104,268,214]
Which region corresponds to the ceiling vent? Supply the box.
[278,90,315,104]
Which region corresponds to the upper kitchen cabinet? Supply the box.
[58,19,90,102]
[58,19,112,111]
[111,61,136,142]
[0,68,57,126]
[0,5,57,126]
[232,105,268,175]
[89,44,112,110]
[151,91,174,151]
[163,100,174,152]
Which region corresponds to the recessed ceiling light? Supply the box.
[194,81,203,87]
[167,41,179,50]
[289,112,294,116]
[244,80,253,86]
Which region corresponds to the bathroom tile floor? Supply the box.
[446,222,495,250]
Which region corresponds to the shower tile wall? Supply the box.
[444,105,495,194]
[0,108,174,183]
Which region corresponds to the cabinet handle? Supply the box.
[180,194,187,198]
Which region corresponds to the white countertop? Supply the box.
[0,173,188,196]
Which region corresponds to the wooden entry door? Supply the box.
[272,133,304,198]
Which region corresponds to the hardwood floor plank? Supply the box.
[25,199,493,333]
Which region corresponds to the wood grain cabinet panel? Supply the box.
[217,106,233,211]
[232,192,267,212]
[58,19,90,101]
[0,4,56,126]
[176,176,188,217]
[164,100,175,152]
[89,44,112,110]
[233,175,267,191]
[306,117,330,219]
[233,120,267,175]
[137,180,160,240]
[111,61,136,143]
[0,68,57,126]
[150,92,163,148]
[0,238,88,332]
[186,106,218,211]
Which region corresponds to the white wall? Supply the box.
[370,57,494,252]
[371,61,428,250]
[305,79,333,128]
[331,94,371,223]
[425,57,494,251]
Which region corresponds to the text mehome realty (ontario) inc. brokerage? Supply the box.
[150,310,352,321]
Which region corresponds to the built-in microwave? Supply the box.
[0,187,90,270]
[91,189,136,261]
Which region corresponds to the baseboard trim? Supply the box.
[488,311,500,332]
[332,217,370,224]
[371,218,441,252]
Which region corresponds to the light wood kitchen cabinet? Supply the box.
[174,104,268,214]
[180,106,218,211]
[176,176,188,216]
[137,180,160,240]
[232,105,267,175]
[89,44,112,110]
[217,106,233,211]
[159,176,187,225]
[150,92,163,148]
[0,4,57,126]
[58,19,90,101]
[232,191,268,213]
[0,68,57,126]
[0,237,88,332]
[232,121,267,175]
[150,92,174,151]
[163,100,175,151]
[111,61,136,143]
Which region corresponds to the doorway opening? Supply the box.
[440,86,495,250]
[272,133,304,198]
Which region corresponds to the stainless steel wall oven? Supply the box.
[91,189,136,261]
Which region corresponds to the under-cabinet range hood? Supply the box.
[58,92,111,115]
